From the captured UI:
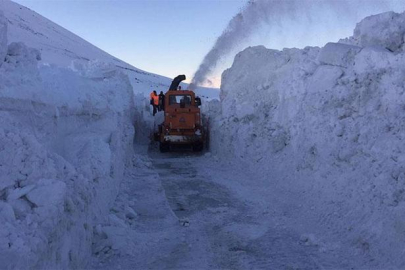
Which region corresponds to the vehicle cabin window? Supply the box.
[169,95,192,106]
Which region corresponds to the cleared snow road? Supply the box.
[92,147,339,269]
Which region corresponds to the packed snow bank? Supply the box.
[0,16,135,269]
[211,11,405,268]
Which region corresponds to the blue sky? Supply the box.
[13,0,248,82]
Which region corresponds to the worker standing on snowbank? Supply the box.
[150,90,159,116]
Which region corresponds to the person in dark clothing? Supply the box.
[158,91,165,111]
[178,86,182,90]
[195,96,202,106]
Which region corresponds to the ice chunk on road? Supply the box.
[7,184,36,201]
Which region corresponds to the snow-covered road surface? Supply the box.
[92,147,344,269]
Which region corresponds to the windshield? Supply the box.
[169,95,192,105]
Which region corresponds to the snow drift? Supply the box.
[210,11,405,268]
[0,10,135,269]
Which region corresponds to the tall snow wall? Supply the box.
[0,13,135,269]
[211,11,405,268]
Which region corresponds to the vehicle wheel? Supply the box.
[192,143,203,152]
[159,142,169,153]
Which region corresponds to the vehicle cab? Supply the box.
[164,90,201,130]
[157,90,204,151]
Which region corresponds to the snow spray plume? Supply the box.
[190,0,402,89]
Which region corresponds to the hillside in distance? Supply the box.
[2,0,218,98]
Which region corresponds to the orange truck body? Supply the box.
[155,90,204,152]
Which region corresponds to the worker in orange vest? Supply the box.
[150,90,159,116]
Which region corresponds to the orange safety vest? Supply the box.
[152,95,159,106]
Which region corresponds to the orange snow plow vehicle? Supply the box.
[154,75,207,152]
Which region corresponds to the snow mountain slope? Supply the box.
[2,0,219,99]
[2,0,172,96]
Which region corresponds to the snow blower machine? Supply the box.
[153,75,207,152]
